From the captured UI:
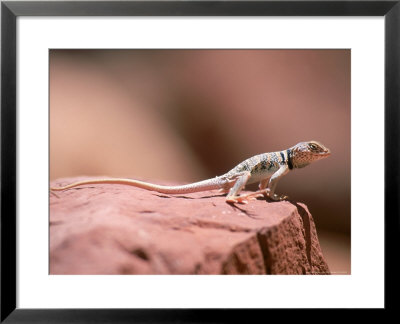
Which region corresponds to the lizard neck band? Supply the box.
[286,149,294,170]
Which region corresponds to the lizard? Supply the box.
[50,140,330,204]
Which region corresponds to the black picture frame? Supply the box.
[1,0,398,321]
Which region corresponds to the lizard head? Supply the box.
[290,141,331,168]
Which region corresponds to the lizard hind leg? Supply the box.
[217,188,230,194]
[230,177,272,202]
[225,172,253,204]
[259,178,269,190]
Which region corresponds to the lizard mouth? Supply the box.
[320,150,331,157]
[312,149,330,158]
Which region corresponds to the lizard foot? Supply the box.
[269,192,289,201]
[225,192,264,204]
[259,188,288,201]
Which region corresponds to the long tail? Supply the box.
[50,177,225,195]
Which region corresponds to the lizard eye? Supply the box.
[308,143,318,150]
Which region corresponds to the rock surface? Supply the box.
[50,177,330,275]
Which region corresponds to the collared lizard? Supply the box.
[50,140,330,204]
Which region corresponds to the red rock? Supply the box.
[50,177,330,275]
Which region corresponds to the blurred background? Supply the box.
[50,49,350,274]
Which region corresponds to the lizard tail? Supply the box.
[50,178,224,194]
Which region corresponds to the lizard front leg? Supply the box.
[265,165,290,201]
